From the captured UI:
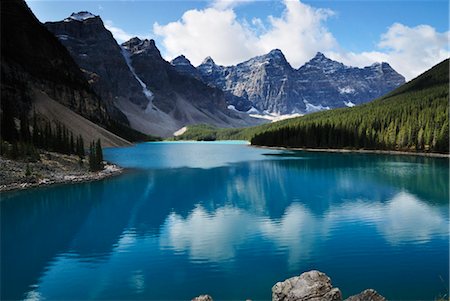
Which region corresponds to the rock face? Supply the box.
[172,51,405,115]
[1,0,109,127]
[344,289,386,301]
[272,270,342,301]
[45,12,148,123]
[45,14,262,137]
[272,271,387,301]
[191,295,213,301]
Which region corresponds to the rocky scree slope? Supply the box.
[1,0,108,125]
[1,0,130,146]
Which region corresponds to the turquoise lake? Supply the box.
[1,141,449,300]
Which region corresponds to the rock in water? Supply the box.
[344,289,386,301]
[192,295,213,301]
[272,270,342,301]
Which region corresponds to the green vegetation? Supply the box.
[0,108,87,161]
[176,59,449,154]
[88,139,104,171]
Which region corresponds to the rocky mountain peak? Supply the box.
[171,55,203,80]
[171,55,193,66]
[303,52,344,74]
[201,56,216,66]
[263,49,287,63]
[64,11,99,22]
[121,37,142,49]
[121,38,161,58]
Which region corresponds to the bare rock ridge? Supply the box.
[192,270,386,301]
[172,50,406,115]
[1,0,130,146]
[45,15,262,137]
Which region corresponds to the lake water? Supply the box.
[1,141,449,300]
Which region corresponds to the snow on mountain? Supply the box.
[184,50,406,115]
[120,45,154,109]
[344,101,356,107]
[64,12,97,22]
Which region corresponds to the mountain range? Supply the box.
[171,50,405,115]
[2,2,407,141]
[45,12,261,137]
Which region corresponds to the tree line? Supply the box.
[251,60,449,154]
[1,108,104,170]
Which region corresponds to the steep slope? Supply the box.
[45,13,148,122]
[120,37,263,136]
[296,53,405,110]
[0,0,132,146]
[45,14,263,137]
[33,90,131,147]
[250,59,449,153]
[185,51,405,115]
[172,55,253,112]
[1,0,107,124]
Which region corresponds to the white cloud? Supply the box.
[153,0,335,67]
[153,0,449,79]
[256,0,336,67]
[154,8,258,66]
[328,23,450,80]
[104,20,149,44]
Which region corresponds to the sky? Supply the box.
[26,0,449,80]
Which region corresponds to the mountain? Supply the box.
[172,50,405,115]
[46,15,261,137]
[170,55,203,80]
[1,0,131,147]
[250,59,449,153]
[45,12,149,122]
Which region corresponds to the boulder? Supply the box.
[192,294,213,301]
[272,270,342,301]
[344,289,386,301]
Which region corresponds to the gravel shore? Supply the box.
[0,151,123,193]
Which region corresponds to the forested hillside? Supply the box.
[176,59,448,153]
[251,59,449,153]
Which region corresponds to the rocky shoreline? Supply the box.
[0,151,123,193]
[193,270,386,301]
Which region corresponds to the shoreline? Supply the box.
[0,152,125,194]
[0,163,123,193]
[251,144,450,158]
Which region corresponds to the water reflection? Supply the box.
[1,143,448,300]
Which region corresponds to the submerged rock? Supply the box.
[344,289,386,301]
[272,270,342,301]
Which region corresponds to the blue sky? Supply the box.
[27,0,449,79]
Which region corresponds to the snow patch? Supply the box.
[339,87,355,94]
[173,126,188,136]
[121,46,155,109]
[344,101,356,107]
[64,12,97,22]
[249,112,302,123]
[246,107,260,114]
[227,105,239,112]
[303,100,330,113]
